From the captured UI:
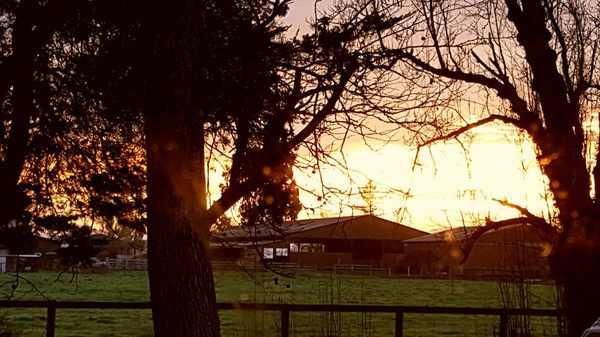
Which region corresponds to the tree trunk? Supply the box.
[144,60,222,337]
[0,0,36,229]
[143,0,221,336]
[144,172,220,337]
[502,2,600,335]
[550,225,600,337]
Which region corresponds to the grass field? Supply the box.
[0,270,559,336]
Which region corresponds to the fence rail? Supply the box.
[0,300,563,337]
[332,263,392,275]
[102,258,148,271]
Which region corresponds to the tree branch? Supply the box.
[492,198,555,234]
[258,0,292,29]
[459,199,557,263]
[206,180,257,226]
[390,49,508,92]
[471,50,507,83]
[387,49,541,131]
[418,114,524,148]
[544,0,574,98]
[286,60,358,150]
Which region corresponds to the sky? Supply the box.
[269,1,551,232]
[207,121,551,233]
[202,1,554,233]
[291,124,550,233]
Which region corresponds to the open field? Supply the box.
[0,270,559,336]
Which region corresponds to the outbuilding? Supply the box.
[403,224,550,279]
[211,214,426,271]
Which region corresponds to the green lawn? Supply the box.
[0,270,559,337]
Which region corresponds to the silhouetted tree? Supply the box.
[357,180,378,215]
[332,0,600,335]
[3,1,410,335]
[140,0,409,335]
[0,0,146,244]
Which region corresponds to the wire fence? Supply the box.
[94,259,148,271]
[0,301,563,337]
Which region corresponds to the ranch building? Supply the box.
[402,224,551,279]
[91,234,146,259]
[0,236,61,272]
[210,214,427,271]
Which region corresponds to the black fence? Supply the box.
[0,300,563,337]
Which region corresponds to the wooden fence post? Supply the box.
[499,312,508,337]
[395,310,404,337]
[46,300,56,337]
[281,307,290,337]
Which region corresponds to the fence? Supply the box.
[0,300,562,337]
[101,259,148,271]
[332,263,392,275]
[211,261,394,275]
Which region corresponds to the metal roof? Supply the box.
[209,239,283,248]
[402,224,539,244]
[212,214,404,241]
[403,226,478,243]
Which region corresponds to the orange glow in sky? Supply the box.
[275,2,553,232]
[201,2,555,233]
[293,122,551,232]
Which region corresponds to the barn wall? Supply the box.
[463,243,549,278]
[209,216,426,271]
[403,242,464,275]
[404,239,550,279]
[0,248,7,272]
[289,252,352,267]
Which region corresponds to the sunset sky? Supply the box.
[291,123,551,232]
[206,1,556,233]
[207,119,552,233]
[266,1,551,232]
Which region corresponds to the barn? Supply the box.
[463,224,551,279]
[211,214,426,270]
[403,224,550,279]
[0,236,61,272]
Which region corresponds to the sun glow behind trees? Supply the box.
[266,0,551,232]
[291,122,551,232]
[206,120,551,233]
[205,5,555,232]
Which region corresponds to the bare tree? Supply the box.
[330,0,599,335]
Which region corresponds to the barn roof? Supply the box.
[212,214,425,242]
[209,239,282,248]
[403,226,478,243]
[403,223,546,244]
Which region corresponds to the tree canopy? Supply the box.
[324,0,600,335]
[3,0,600,336]
[0,0,146,263]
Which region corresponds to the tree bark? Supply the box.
[0,0,36,228]
[145,140,220,336]
[144,142,220,337]
[550,229,600,337]
[503,3,600,334]
[143,1,220,336]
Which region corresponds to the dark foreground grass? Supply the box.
[0,270,559,336]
